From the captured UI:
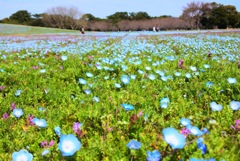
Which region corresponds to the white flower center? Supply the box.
[16,154,28,161]
[165,135,179,147]
[62,140,74,153]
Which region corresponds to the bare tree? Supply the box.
[43,6,83,29]
[181,1,204,29]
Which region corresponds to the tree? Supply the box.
[181,2,204,29]
[209,5,240,29]
[43,6,83,29]
[107,12,129,24]
[10,10,31,24]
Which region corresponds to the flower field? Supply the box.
[0,27,240,161]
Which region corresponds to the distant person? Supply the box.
[80,26,85,34]
[156,26,159,32]
[153,26,156,32]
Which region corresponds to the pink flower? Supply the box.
[181,128,191,138]
[137,110,143,117]
[32,66,38,69]
[88,56,93,61]
[49,140,54,147]
[178,59,184,69]
[28,114,34,125]
[3,113,9,119]
[0,86,5,90]
[59,66,63,70]
[11,102,16,110]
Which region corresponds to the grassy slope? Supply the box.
[0,23,79,35]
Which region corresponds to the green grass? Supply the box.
[0,23,79,35]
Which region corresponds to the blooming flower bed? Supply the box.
[0,31,239,161]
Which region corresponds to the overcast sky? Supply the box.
[0,0,239,19]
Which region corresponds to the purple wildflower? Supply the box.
[28,114,34,125]
[181,128,191,138]
[0,85,5,90]
[41,140,48,148]
[238,62,240,69]
[73,122,82,135]
[178,59,184,69]
[59,66,63,70]
[11,102,16,110]
[32,66,38,69]
[3,113,9,119]
[49,140,54,147]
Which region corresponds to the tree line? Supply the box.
[1,1,240,31]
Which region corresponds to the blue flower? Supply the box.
[197,142,207,154]
[174,72,181,77]
[230,100,240,110]
[227,78,236,84]
[78,78,87,85]
[54,126,62,136]
[32,118,48,128]
[15,90,22,96]
[121,103,134,111]
[130,74,136,80]
[92,96,100,103]
[126,140,141,150]
[58,134,81,156]
[160,97,170,108]
[12,149,33,161]
[162,127,186,149]
[146,150,161,161]
[114,83,121,88]
[190,66,197,71]
[210,102,223,111]
[186,73,191,78]
[86,72,93,78]
[12,108,24,118]
[206,81,214,88]
[40,69,46,73]
[121,75,130,84]
[180,118,191,126]
[148,74,156,80]
[42,149,50,156]
[84,89,91,95]
[204,64,210,69]
[189,126,204,136]
[61,55,68,61]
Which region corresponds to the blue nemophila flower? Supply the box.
[58,134,81,156]
[114,83,121,88]
[227,78,236,84]
[54,126,61,136]
[121,103,134,111]
[146,150,161,161]
[162,127,186,149]
[210,102,223,111]
[78,78,87,85]
[15,90,22,96]
[130,74,136,80]
[160,97,170,108]
[230,100,240,110]
[61,55,68,61]
[206,81,214,88]
[174,72,181,76]
[12,108,24,118]
[180,118,191,126]
[86,72,93,78]
[186,73,191,78]
[40,69,46,73]
[121,75,130,84]
[126,140,141,150]
[84,89,91,95]
[204,64,210,68]
[148,74,156,80]
[12,149,33,161]
[92,96,100,103]
[145,66,151,70]
[190,66,197,71]
[33,118,48,128]
[197,142,207,154]
[42,149,50,156]
[189,126,204,136]
[138,70,145,75]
